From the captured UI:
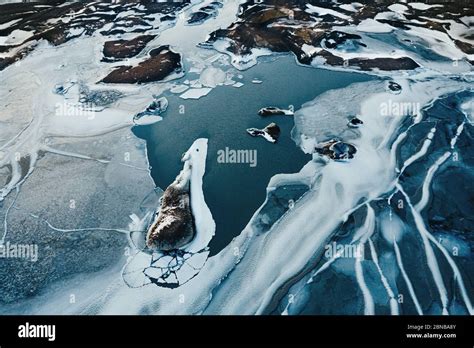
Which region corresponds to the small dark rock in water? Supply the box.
[388,81,402,94]
[146,167,195,251]
[348,116,363,128]
[247,128,264,137]
[134,96,168,123]
[53,84,67,95]
[258,106,294,116]
[265,122,281,140]
[315,139,357,160]
[146,97,168,114]
[247,122,280,143]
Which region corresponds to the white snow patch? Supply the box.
[406,25,469,61]
[306,4,351,20]
[460,16,474,27]
[380,212,405,244]
[388,4,409,14]
[67,27,85,38]
[213,38,274,70]
[338,3,360,13]
[0,29,33,45]
[0,18,21,31]
[408,3,443,11]
[301,44,322,57]
[357,19,394,33]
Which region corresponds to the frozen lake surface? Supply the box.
[134,55,373,254]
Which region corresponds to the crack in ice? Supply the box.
[393,238,424,315]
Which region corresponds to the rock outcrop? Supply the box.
[146,164,195,251]
[258,106,294,116]
[347,117,363,128]
[247,122,281,143]
[315,139,357,160]
[102,35,155,62]
[101,46,182,84]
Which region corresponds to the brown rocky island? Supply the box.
[146,164,195,251]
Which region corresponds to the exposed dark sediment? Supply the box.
[1,0,471,72]
[187,1,222,25]
[347,57,420,71]
[265,122,281,140]
[102,35,156,62]
[205,0,473,71]
[0,0,190,70]
[101,45,182,84]
[146,166,195,251]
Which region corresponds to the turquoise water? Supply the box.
[133,55,373,254]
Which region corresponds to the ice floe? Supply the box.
[179,87,213,100]
[199,67,226,88]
